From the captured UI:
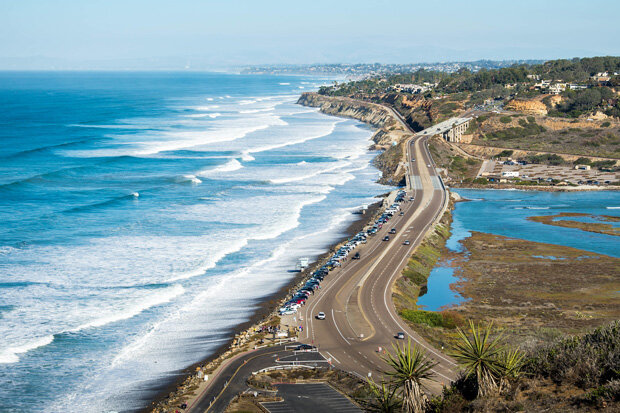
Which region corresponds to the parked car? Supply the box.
[295,344,315,352]
[316,312,326,320]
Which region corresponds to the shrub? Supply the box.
[499,116,512,124]
[525,153,565,165]
[601,121,611,127]
[497,150,514,158]
[400,309,445,327]
[574,157,592,165]
[525,320,620,389]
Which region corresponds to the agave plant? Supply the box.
[450,320,505,397]
[497,347,526,393]
[364,378,402,413]
[382,338,437,413]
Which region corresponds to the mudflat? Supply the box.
[451,231,620,345]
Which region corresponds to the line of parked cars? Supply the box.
[278,189,409,317]
[278,230,369,317]
[368,190,407,236]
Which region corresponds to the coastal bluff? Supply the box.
[297,92,413,184]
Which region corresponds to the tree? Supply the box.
[382,339,437,413]
[450,320,505,397]
[363,379,403,413]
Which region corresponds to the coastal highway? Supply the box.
[299,106,457,389]
[188,106,456,411]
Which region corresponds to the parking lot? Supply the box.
[479,160,618,185]
[261,383,361,413]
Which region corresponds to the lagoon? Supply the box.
[417,189,620,311]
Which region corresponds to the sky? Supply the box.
[0,0,619,69]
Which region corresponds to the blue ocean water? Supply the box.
[0,72,390,412]
[417,188,620,311]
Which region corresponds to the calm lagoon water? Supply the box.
[417,189,620,311]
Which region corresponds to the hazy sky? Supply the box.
[1,0,619,69]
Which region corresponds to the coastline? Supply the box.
[146,200,386,412]
[146,94,405,412]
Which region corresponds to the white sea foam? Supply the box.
[239,108,274,114]
[184,112,221,119]
[194,105,220,111]
[0,335,55,364]
[165,238,248,282]
[268,162,351,184]
[240,151,255,161]
[607,206,620,209]
[197,159,243,176]
[177,174,202,184]
[279,82,290,85]
[244,119,341,155]
[70,284,184,332]
[0,246,16,255]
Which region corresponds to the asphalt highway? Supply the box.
[299,107,457,390]
[189,104,457,411]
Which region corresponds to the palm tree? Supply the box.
[364,378,402,413]
[450,320,505,397]
[382,339,437,413]
[497,348,525,393]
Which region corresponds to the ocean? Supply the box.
[0,72,390,412]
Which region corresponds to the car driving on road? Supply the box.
[382,235,390,241]
[316,312,326,320]
[403,240,410,245]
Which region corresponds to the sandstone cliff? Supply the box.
[297,93,413,184]
[505,98,548,115]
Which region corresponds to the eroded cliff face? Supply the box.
[505,98,548,115]
[297,93,412,184]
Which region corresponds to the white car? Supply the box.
[280,309,296,315]
[316,312,326,320]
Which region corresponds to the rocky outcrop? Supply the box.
[297,93,413,184]
[505,98,548,115]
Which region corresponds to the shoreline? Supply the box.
[146,200,386,412]
[145,101,398,411]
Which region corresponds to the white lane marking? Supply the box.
[325,351,340,364]
[332,309,350,345]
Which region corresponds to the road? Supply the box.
[188,104,457,411]
[188,344,327,413]
[299,105,457,390]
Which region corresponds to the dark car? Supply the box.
[389,228,397,234]
[383,236,390,241]
[295,344,316,352]
[396,332,405,340]
[352,252,360,259]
